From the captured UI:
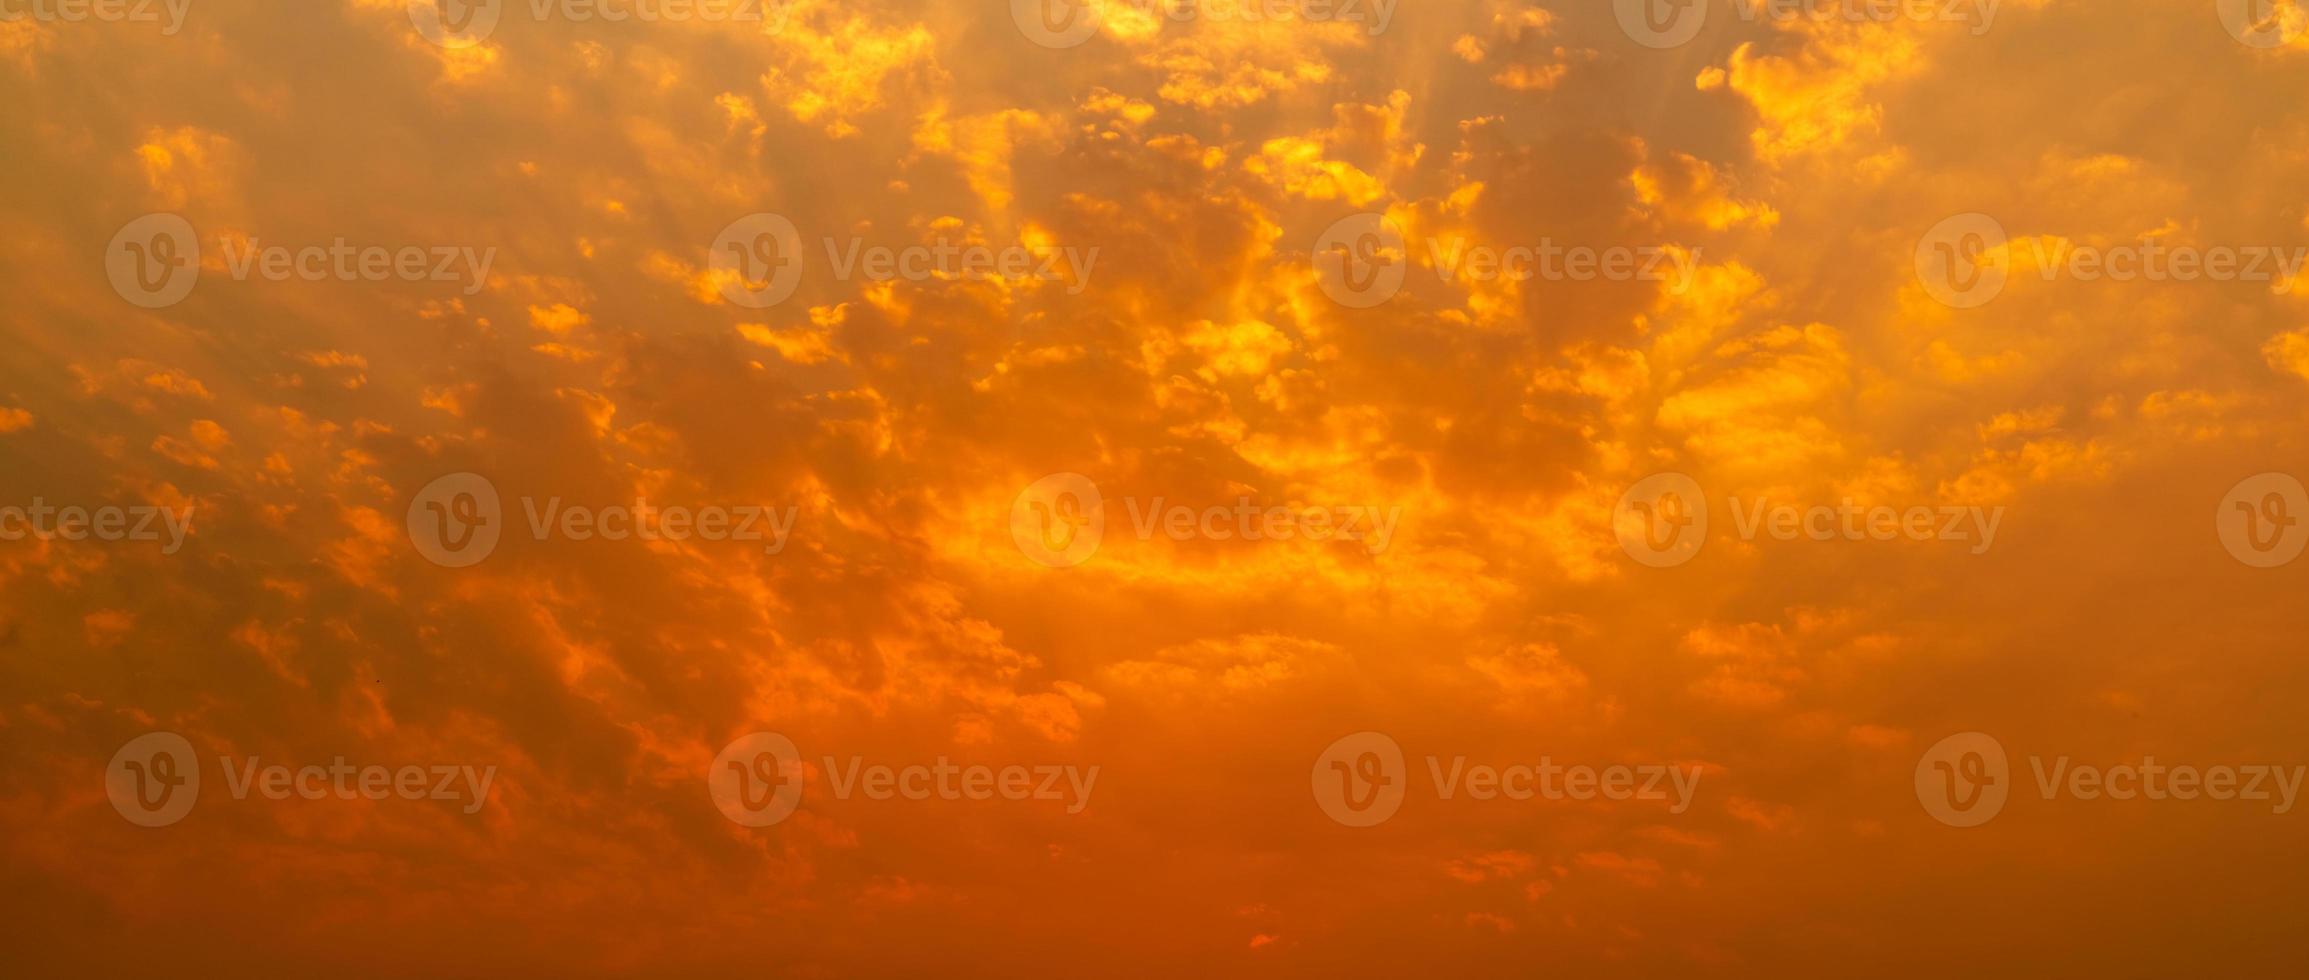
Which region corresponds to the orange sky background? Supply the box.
[6,0,2309,975]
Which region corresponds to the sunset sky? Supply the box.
[6,0,2309,974]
